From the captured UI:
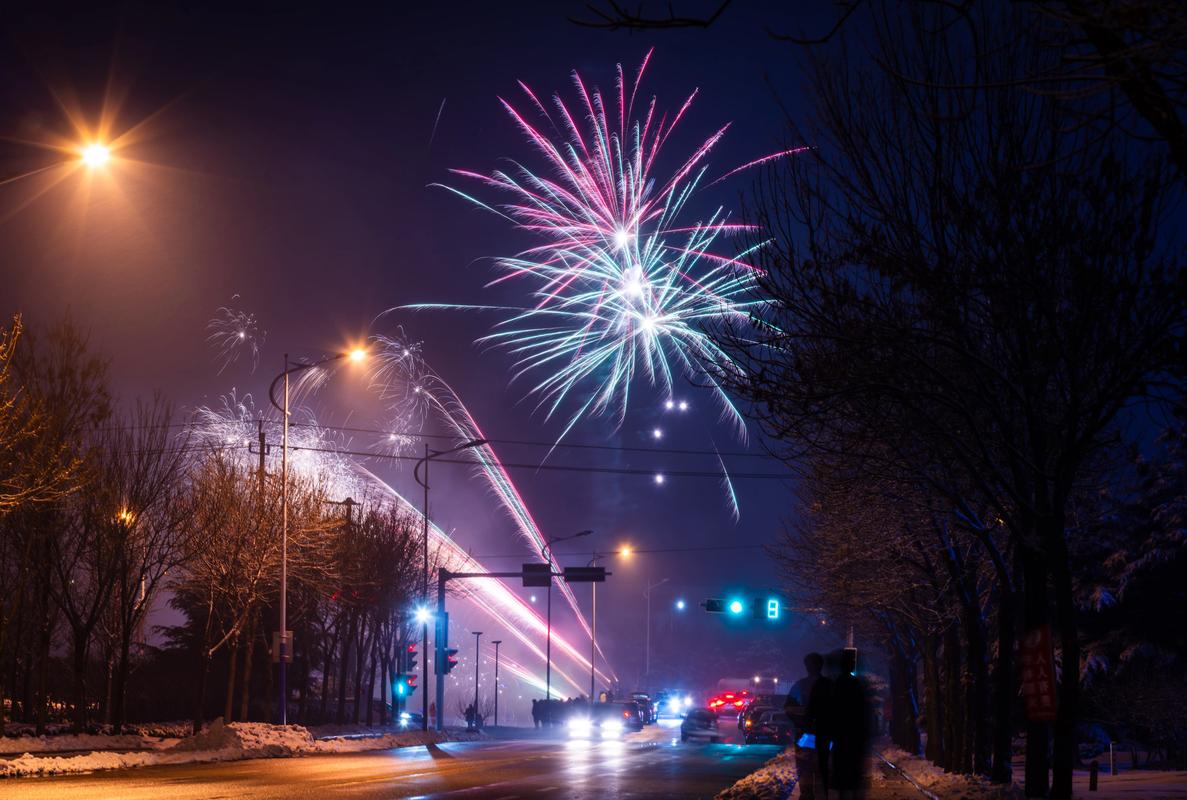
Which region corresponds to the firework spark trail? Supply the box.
[416,51,801,445]
[359,466,607,696]
[189,400,604,696]
[369,334,608,666]
[206,301,266,374]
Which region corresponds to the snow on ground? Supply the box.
[0,718,484,778]
[0,733,178,755]
[881,746,1025,800]
[716,747,798,800]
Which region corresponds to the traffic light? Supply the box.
[767,598,781,620]
[405,643,418,674]
[728,599,745,616]
[702,598,726,613]
[393,674,410,698]
[441,647,460,674]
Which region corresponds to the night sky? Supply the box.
[1,1,844,702]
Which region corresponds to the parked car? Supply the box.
[744,710,793,745]
[681,708,722,743]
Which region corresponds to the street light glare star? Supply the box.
[664,399,675,411]
[81,143,110,168]
[348,347,367,363]
[651,428,663,440]
[654,473,665,485]
[677,400,689,411]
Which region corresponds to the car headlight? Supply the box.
[600,718,624,736]
[683,695,693,708]
[568,717,592,737]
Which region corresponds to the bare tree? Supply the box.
[715,6,1185,796]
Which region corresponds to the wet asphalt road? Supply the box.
[3,720,782,800]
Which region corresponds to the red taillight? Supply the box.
[623,711,630,718]
[734,700,743,707]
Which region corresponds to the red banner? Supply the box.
[1020,625,1058,722]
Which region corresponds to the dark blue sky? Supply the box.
[1,1,844,689]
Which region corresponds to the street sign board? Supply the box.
[562,566,607,583]
[1020,625,1058,721]
[522,563,552,587]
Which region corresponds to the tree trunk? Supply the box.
[991,583,1015,784]
[923,633,944,765]
[336,614,355,724]
[224,637,238,723]
[942,624,962,773]
[320,624,338,724]
[1049,535,1080,800]
[964,601,990,775]
[352,621,368,725]
[111,634,132,734]
[365,635,378,727]
[239,618,257,723]
[70,629,91,733]
[379,651,389,726]
[1022,547,1051,798]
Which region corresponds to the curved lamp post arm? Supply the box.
[268,353,347,415]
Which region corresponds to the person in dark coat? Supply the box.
[828,648,872,799]
[531,699,541,728]
[786,652,832,800]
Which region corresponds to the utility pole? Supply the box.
[491,640,502,727]
[472,631,483,729]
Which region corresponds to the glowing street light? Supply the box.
[619,544,633,558]
[414,606,432,624]
[81,143,110,168]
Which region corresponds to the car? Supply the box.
[708,690,750,716]
[680,708,722,743]
[739,703,776,732]
[631,693,658,724]
[744,710,793,745]
[657,691,694,718]
[607,701,645,732]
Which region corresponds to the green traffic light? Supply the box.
[728,599,744,615]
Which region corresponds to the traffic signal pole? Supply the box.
[434,566,608,732]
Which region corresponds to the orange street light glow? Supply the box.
[619,545,632,557]
[348,347,367,363]
[81,143,110,168]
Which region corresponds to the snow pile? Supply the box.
[0,732,174,755]
[880,747,1025,800]
[716,748,797,800]
[0,719,483,778]
[169,718,313,756]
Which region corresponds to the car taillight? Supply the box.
[623,711,630,718]
[734,700,743,707]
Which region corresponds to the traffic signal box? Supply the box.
[701,596,782,621]
[441,648,460,674]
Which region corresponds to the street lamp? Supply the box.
[471,631,483,730]
[644,577,670,681]
[81,143,110,168]
[413,439,487,730]
[267,347,366,725]
[542,529,592,701]
[491,640,502,727]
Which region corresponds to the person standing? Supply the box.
[829,648,871,799]
[531,699,541,729]
[786,652,832,800]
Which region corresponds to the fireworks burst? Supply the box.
[206,300,266,374]
[417,51,802,442]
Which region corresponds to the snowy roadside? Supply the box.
[0,722,193,755]
[879,746,1024,800]
[715,747,798,800]
[0,719,484,778]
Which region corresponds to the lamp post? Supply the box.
[541,529,592,702]
[491,640,502,727]
[471,631,483,730]
[643,577,669,681]
[413,439,487,731]
[267,347,365,725]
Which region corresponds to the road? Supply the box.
[3,720,783,800]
